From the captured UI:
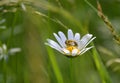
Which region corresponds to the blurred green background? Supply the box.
[0,0,120,83]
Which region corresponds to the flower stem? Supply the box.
[3,59,7,83]
[92,45,112,83]
[70,58,73,83]
[46,46,64,83]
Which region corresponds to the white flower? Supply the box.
[45,29,96,57]
[0,44,21,60]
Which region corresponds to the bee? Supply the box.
[65,40,78,47]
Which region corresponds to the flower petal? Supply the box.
[53,33,65,47]
[72,49,78,56]
[4,55,8,61]
[0,55,3,60]
[68,29,74,40]
[74,33,80,41]
[8,48,21,55]
[83,37,96,48]
[2,44,7,50]
[45,43,63,54]
[63,49,70,55]
[78,34,93,49]
[46,39,62,50]
[45,39,63,53]
[79,46,94,55]
[0,47,3,53]
[58,31,67,46]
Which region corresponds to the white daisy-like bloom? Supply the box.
[0,44,21,60]
[45,29,96,58]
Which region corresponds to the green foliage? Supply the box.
[0,0,120,83]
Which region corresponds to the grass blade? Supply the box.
[46,46,64,83]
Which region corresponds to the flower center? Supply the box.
[65,40,79,52]
[65,40,78,47]
[66,46,76,52]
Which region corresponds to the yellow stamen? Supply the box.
[66,46,80,55]
[66,46,76,52]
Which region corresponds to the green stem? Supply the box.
[8,10,19,83]
[92,46,112,83]
[84,0,98,13]
[3,59,7,83]
[70,58,73,83]
[46,47,64,83]
[7,11,18,47]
